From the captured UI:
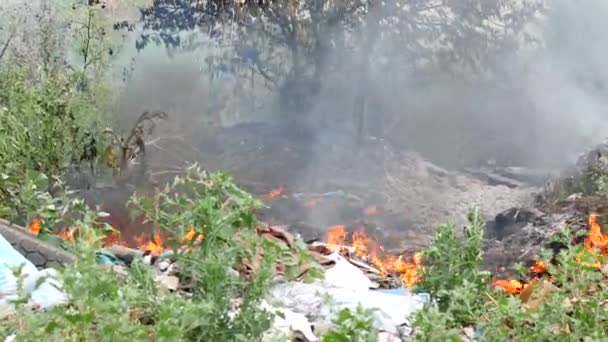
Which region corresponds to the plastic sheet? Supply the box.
[0,233,68,318]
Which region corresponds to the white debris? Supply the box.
[261,302,318,342]
[0,233,68,318]
[267,280,426,339]
[323,252,376,291]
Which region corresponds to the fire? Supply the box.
[102,232,128,248]
[326,225,349,252]
[57,228,75,242]
[262,185,286,201]
[364,206,378,217]
[493,279,528,295]
[29,218,41,235]
[132,226,204,255]
[325,226,422,287]
[529,261,548,275]
[136,234,165,255]
[585,213,608,253]
[494,213,608,294]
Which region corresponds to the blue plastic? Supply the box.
[374,287,430,303]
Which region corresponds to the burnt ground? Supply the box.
[78,122,567,274]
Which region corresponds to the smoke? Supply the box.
[112,0,608,175]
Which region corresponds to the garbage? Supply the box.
[268,280,426,339]
[323,252,378,291]
[0,233,68,318]
[262,302,318,342]
[96,250,127,266]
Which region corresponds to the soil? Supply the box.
[77,122,549,271]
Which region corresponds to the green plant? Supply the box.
[322,306,379,342]
[0,168,279,340]
[412,206,608,341]
[414,208,491,311]
[0,2,123,223]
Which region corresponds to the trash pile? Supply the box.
[0,222,429,341]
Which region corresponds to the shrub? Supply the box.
[1,167,321,341]
[413,208,608,341]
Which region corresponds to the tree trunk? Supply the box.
[353,3,380,152]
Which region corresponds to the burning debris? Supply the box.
[310,225,422,289]
[492,213,608,295]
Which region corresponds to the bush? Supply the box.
[412,208,608,341]
[1,167,321,341]
[0,3,118,224]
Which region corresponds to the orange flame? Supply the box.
[529,261,548,274]
[136,234,165,255]
[262,185,286,201]
[326,225,348,252]
[364,206,378,217]
[102,232,128,248]
[57,228,75,242]
[29,218,41,235]
[493,279,528,295]
[325,226,422,287]
[495,214,608,294]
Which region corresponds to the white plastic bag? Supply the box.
[0,233,68,317]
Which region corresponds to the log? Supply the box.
[0,219,77,269]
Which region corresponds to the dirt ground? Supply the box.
[78,122,555,273]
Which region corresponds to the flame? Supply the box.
[529,261,548,274]
[493,279,528,295]
[183,226,204,243]
[136,234,165,255]
[131,226,204,255]
[364,206,378,217]
[262,185,286,201]
[494,214,608,294]
[585,213,608,254]
[29,218,41,235]
[304,198,321,208]
[326,225,348,252]
[57,229,75,242]
[102,232,128,248]
[325,226,422,287]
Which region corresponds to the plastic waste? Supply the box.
[96,250,127,266]
[0,233,68,318]
[268,280,426,338]
[323,252,376,291]
[375,287,430,303]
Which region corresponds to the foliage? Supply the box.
[0,168,323,341]
[414,208,491,322]
[413,209,608,341]
[540,155,608,208]
[0,2,120,223]
[322,306,379,342]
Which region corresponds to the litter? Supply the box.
[0,234,68,318]
[268,280,426,338]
